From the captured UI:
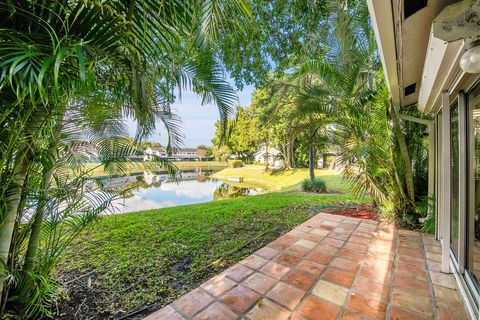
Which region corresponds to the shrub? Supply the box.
[302,178,327,193]
[229,159,244,168]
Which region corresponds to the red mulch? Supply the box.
[322,204,378,220]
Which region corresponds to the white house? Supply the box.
[254,146,282,167]
[143,146,167,161]
[143,146,209,161]
[368,0,480,317]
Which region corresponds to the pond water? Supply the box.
[95,170,261,214]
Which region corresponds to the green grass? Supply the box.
[212,165,348,192]
[56,192,367,319]
[61,161,228,177]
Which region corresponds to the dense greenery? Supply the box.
[56,192,366,319]
[0,0,251,317]
[0,0,433,317]
[302,178,327,193]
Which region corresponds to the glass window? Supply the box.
[451,103,460,258]
[468,85,480,289]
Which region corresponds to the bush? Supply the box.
[302,178,327,193]
[229,159,244,168]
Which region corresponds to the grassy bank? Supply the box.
[56,192,367,319]
[63,161,228,177]
[212,165,348,192]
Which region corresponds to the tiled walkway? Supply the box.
[144,213,469,320]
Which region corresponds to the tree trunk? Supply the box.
[391,105,415,204]
[0,146,33,301]
[23,109,64,273]
[309,139,315,180]
[290,139,296,168]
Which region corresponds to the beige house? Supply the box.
[367,0,480,317]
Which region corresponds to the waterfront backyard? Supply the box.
[1,0,474,319]
[55,165,363,319]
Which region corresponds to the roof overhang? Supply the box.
[367,0,475,112]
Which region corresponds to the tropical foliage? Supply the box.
[0,0,251,317]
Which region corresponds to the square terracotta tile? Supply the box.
[221,285,261,313]
[310,228,330,236]
[344,242,368,253]
[298,295,341,320]
[295,239,318,249]
[193,302,239,320]
[275,252,303,267]
[390,306,430,320]
[321,237,345,248]
[255,247,280,260]
[266,282,305,310]
[283,270,316,291]
[322,268,355,288]
[330,257,360,273]
[391,288,432,317]
[242,272,276,294]
[339,310,364,320]
[337,249,364,262]
[429,271,457,289]
[398,246,424,258]
[144,305,184,320]
[329,232,350,241]
[346,293,387,320]
[201,274,237,297]
[174,288,215,317]
[353,276,390,302]
[305,251,335,265]
[240,255,268,270]
[312,279,349,306]
[260,261,290,279]
[394,274,429,296]
[358,267,391,287]
[437,301,469,320]
[398,256,425,269]
[223,264,254,282]
[246,298,291,320]
[290,312,309,320]
[284,245,311,257]
[396,262,427,281]
[317,245,340,256]
[349,237,371,246]
[433,285,462,304]
[295,260,326,276]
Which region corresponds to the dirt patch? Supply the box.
[322,204,378,220]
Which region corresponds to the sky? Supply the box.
[126,83,255,148]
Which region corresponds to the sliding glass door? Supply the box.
[466,83,480,303]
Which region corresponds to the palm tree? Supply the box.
[0,0,251,316]
[293,2,414,214]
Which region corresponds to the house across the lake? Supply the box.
[253,145,282,167]
[143,146,211,161]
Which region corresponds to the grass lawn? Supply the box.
[62,161,228,177]
[212,165,348,192]
[56,192,367,319]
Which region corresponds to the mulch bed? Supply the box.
[322,204,378,220]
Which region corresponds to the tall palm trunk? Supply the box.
[23,109,64,273]
[391,105,415,204]
[0,146,33,301]
[309,138,315,180]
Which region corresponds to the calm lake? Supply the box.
[95,169,261,214]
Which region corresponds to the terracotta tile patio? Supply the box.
[144,213,469,320]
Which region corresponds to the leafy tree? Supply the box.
[196,145,213,157]
[212,104,260,162]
